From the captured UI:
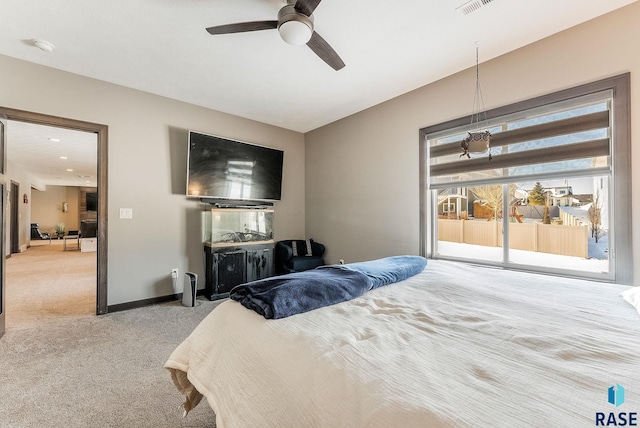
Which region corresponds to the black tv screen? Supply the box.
[86,192,97,211]
[186,131,284,201]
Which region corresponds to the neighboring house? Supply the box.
[544,186,580,207]
[437,188,468,219]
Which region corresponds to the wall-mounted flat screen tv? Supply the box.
[186,131,284,202]
[86,192,97,211]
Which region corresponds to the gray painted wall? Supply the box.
[1,55,306,305]
[304,2,640,285]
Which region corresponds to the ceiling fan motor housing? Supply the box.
[277,5,314,45]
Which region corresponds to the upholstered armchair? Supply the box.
[275,239,326,274]
[30,223,52,242]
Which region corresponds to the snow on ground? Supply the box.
[438,235,609,274]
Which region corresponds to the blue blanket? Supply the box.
[230,256,428,319]
[342,256,428,289]
[230,266,370,319]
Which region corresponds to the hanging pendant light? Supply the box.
[461,42,492,160]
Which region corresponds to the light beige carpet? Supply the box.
[6,240,96,330]
[1,242,220,427]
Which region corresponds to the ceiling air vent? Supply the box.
[456,0,495,16]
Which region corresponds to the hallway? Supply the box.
[5,241,96,330]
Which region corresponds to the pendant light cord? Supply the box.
[470,43,488,131]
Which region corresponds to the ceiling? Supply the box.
[1,0,637,186]
[7,121,97,188]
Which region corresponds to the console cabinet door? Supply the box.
[247,248,274,282]
[215,251,246,294]
[204,244,274,300]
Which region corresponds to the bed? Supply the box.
[165,259,640,427]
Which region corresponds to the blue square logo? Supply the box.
[608,384,625,407]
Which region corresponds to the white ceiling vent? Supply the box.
[456,0,495,16]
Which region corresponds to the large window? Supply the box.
[419,74,632,284]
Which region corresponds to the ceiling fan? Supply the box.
[205,0,345,71]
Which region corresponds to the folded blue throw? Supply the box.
[230,255,428,319]
[230,266,370,319]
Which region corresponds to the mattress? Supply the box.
[165,260,640,427]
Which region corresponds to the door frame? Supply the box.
[10,181,19,255]
[0,107,108,315]
[1,117,6,337]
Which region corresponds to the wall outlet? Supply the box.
[339,259,345,265]
[171,268,179,279]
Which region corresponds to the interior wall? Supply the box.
[31,185,80,235]
[6,159,34,252]
[304,2,639,285]
[1,55,306,306]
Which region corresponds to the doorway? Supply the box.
[0,107,108,321]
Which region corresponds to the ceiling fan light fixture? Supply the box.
[277,4,313,45]
[278,19,313,45]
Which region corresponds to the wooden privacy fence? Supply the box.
[438,219,588,258]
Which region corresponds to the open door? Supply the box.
[0,117,7,338]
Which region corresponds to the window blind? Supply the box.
[427,92,612,187]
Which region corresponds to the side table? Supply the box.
[63,234,80,251]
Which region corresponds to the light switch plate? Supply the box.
[119,208,133,219]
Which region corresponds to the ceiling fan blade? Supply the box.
[206,21,278,35]
[306,31,345,71]
[294,0,322,16]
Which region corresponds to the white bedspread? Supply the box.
[165,260,640,427]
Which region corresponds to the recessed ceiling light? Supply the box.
[66,168,73,172]
[49,138,60,142]
[59,156,68,160]
[33,39,55,53]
